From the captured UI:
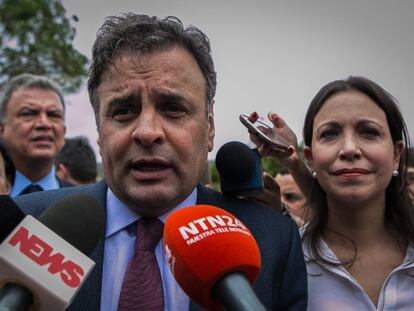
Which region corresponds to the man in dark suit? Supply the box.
[15,13,307,310]
[0,74,72,196]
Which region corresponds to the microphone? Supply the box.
[216,141,264,196]
[0,194,105,311]
[0,195,25,243]
[164,204,266,311]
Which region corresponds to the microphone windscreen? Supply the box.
[164,205,261,310]
[38,194,105,256]
[0,195,25,243]
[216,141,256,183]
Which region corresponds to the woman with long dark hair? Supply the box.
[252,76,414,310]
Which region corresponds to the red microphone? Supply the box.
[163,204,265,311]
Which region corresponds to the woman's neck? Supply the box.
[324,194,388,248]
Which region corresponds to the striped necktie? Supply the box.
[118,218,164,311]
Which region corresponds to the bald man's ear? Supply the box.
[56,163,70,181]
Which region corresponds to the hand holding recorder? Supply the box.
[240,112,298,163]
[240,113,290,152]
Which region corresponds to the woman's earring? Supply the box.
[312,171,317,178]
[392,169,399,177]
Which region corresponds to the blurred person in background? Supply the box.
[0,138,15,194]
[0,73,70,196]
[56,136,98,185]
[275,167,308,227]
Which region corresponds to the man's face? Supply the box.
[275,173,306,218]
[96,48,215,217]
[0,87,65,167]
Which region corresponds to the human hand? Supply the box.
[248,111,298,167]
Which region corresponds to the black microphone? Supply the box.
[38,194,104,256]
[216,141,264,196]
[0,194,105,311]
[0,195,25,243]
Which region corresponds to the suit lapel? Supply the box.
[56,176,75,188]
[196,183,222,206]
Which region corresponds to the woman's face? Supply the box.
[304,90,404,207]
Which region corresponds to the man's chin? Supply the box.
[28,151,56,162]
[122,189,180,216]
[130,199,175,218]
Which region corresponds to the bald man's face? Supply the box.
[275,173,306,219]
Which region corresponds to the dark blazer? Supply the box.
[15,180,307,310]
[57,176,75,188]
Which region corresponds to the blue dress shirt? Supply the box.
[101,188,196,311]
[11,167,60,197]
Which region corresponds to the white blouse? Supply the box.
[302,238,414,311]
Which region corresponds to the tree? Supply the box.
[0,0,88,93]
[261,156,282,177]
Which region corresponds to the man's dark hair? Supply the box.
[88,13,217,126]
[0,138,15,185]
[55,136,97,184]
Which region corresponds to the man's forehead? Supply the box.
[11,87,63,107]
[97,48,206,96]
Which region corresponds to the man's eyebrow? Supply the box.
[47,109,64,114]
[153,91,188,103]
[18,105,37,110]
[108,94,139,107]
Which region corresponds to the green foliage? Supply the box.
[0,0,88,93]
[209,157,281,192]
[210,160,221,191]
[261,156,282,177]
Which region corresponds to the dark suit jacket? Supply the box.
[57,176,75,188]
[15,180,307,310]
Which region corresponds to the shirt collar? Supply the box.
[11,166,59,197]
[105,187,198,238]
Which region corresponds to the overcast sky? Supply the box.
[62,0,414,160]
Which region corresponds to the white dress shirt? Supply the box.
[100,187,197,311]
[303,237,414,311]
[11,167,60,197]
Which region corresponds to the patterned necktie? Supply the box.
[20,184,43,195]
[118,218,164,311]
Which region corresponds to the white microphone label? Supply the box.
[0,216,95,310]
